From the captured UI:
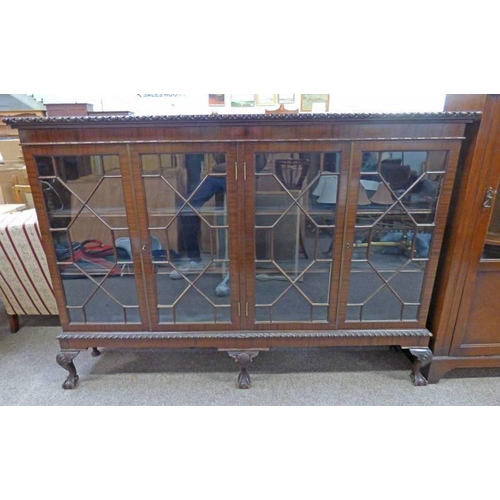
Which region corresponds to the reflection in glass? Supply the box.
[142,153,231,324]
[482,181,500,260]
[35,155,140,324]
[347,150,446,322]
[254,151,340,323]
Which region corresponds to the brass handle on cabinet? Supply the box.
[483,187,497,208]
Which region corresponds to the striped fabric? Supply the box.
[0,209,58,315]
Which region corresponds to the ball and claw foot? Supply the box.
[238,370,252,390]
[56,351,80,390]
[227,351,260,389]
[409,348,432,386]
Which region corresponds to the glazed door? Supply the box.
[241,143,350,329]
[129,144,242,330]
[25,145,148,330]
[339,141,462,329]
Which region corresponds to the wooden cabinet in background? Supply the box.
[428,94,500,382]
[5,112,477,389]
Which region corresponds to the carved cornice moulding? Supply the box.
[3,111,482,128]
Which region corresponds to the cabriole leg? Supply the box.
[409,348,433,386]
[56,351,80,390]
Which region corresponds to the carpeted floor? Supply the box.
[1,300,500,405]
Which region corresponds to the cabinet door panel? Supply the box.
[130,146,242,330]
[340,141,460,328]
[452,176,500,355]
[457,267,500,353]
[242,144,350,328]
[32,149,146,328]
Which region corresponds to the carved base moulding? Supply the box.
[58,329,431,351]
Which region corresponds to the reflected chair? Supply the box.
[380,160,411,194]
[360,161,415,255]
[369,161,411,205]
[11,174,33,208]
[274,158,310,258]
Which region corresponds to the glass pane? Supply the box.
[347,149,445,322]
[254,151,340,323]
[142,152,231,324]
[35,155,140,325]
[482,180,500,260]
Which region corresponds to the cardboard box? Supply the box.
[0,166,28,204]
[0,138,23,166]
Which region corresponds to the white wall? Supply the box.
[33,93,447,116]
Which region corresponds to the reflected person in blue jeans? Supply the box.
[170,153,267,298]
[170,154,228,296]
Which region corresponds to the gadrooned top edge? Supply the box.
[2,111,482,128]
